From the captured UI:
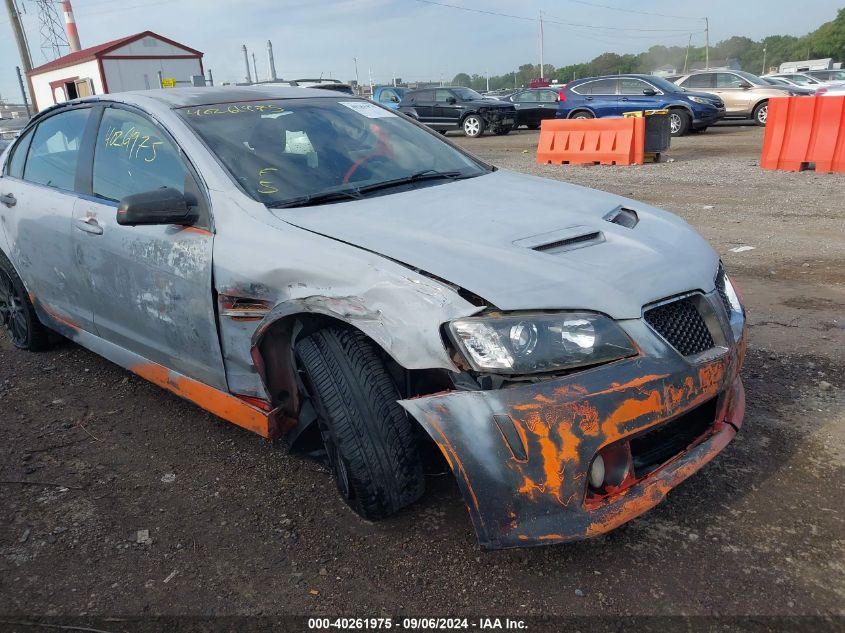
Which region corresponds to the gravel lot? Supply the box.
[1,124,843,625]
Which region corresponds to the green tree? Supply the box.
[452,73,472,87]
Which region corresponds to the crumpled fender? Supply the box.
[399,350,744,550]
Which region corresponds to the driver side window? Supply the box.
[93,108,188,203]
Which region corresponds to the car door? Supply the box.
[434,89,462,128]
[619,78,660,113]
[0,106,96,332]
[409,90,435,123]
[71,104,227,389]
[536,89,561,122]
[572,79,619,117]
[712,73,752,115]
[375,88,402,110]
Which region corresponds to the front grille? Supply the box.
[630,398,717,477]
[644,296,715,356]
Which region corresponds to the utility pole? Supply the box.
[761,46,767,75]
[206,69,214,86]
[353,57,360,94]
[683,33,692,74]
[16,66,31,117]
[539,10,545,80]
[486,70,489,92]
[704,17,710,69]
[252,52,259,84]
[5,0,35,110]
[368,68,374,97]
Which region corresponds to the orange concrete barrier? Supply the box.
[536,117,645,166]
[761,96,845,173]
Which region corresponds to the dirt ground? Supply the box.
[1,124,843,624]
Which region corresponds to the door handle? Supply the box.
[585,97,594,101]
[75,217,103,235]
[620,97,630,101]
[0,193,16,208]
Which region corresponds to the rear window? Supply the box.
[23,108,90,192]
[681,74,713,89]
[573,79,617,95]
[5,127,34,179]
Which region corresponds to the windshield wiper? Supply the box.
[268,188,364,209]
[355,170,474,195]
[269,170,475,209]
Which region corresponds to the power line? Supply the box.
[411,0,699,32]
[554,0,702,22]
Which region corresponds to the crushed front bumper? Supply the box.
[400,335,745,550]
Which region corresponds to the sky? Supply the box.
[1,0,840,103]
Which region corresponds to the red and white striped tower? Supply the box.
[61,0,81,52]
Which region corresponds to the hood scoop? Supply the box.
[513,226,605,255]
[604,206,639,229]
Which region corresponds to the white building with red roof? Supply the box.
[27,31,203,111]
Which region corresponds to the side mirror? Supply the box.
[117,187,199,227]
[390,95,399,102]
[446,96,457,104]
[740,82,752,89]
[642,89,658,96]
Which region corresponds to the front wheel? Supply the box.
[462,115,485,138]
[753,101,768,126]
[294,327,425,520]
[0,251,52,351]
[571,111,594,120]
[669,109,691,136]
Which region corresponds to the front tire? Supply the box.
[294,327,425,520]
[462,114,485,138]
[571,111,594,120]
[669,109,691,136]
[753,101,768,126]
[0,251,52,351]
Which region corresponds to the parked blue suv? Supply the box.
[555,74,725,136]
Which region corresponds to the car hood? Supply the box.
[272,170,718,320]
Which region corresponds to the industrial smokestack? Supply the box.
[267,40,277,81]
[242,44,252,84]
[62,0,81,52]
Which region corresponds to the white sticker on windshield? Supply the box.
[339,101,398,118]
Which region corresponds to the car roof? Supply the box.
[570,74,658,83]
[80,85,342,109]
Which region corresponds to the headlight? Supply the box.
[448,312,637,374]
[688,96,712,105]
[716,267,745,341]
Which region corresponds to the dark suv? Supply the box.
[399,87,516,137]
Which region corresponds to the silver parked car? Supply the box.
[0,87,747,549]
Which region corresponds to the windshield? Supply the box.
[644,75,684,93]
[453,88,484,101]
[179,98,487,207]
[733,71,767,86]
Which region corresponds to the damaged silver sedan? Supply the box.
[0,87,746,549]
